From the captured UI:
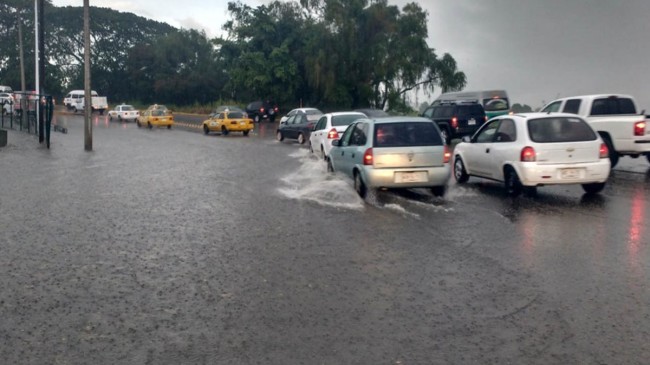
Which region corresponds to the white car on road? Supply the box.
[279,107,323,124]
[453,113,611,196]
[0,92,14,115]
[108,104,140,122]
[309,111,365,160]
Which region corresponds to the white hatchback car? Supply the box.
[453,113,611,195]
[108,104,140,122]
[329,117,451,198]
[309,111,366,160]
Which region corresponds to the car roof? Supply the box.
[499,112,587,120]
[360,116,434,124]
[326,111,366,117]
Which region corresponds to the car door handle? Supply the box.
[351,153,355,158]
[485,148,490,153]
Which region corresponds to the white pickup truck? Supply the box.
[63,90,108,115]
[541,94,649,167]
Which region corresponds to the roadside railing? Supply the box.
[1,92,55,148]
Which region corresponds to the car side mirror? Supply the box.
[331,139,340,147]
[280,121,287,125]
[461,136,471,143]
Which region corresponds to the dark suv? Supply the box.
[421,102,487,144]
[245,100,279,123]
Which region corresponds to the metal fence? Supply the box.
[1,91,55,148]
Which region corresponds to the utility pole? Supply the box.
[18,18,26,93]
[38,0,45,143]
[83,0,92,151]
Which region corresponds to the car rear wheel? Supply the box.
[298,133,305,144]
[167,125,171,129]
[276,131,284,142]
[203,125,209,135]
[221,126,229,135]
[309,141,313,153]
[453,156,469,183]
[118,115,122,121]
[431,185,446,197]
[327,158,334,173]
[243,130,250,136]
[602,136,619,168]
[136,120,141,128]
[582,182,605,194]
[504,167,523,197]
[321,145,327,161]
[147,122,152,129]
[645,153,650,164]
[354,171,367,198]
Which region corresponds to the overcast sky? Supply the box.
[51,0,650,111]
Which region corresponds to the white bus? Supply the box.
[434,90,510,118]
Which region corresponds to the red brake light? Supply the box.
[274,107,279,112]
[599,143,609,158]
[363,148,373,165]
[520,146,536,162]
[634,121,646,136]
[327,128,339,139]
[443,145,451,163]
[259,107,264,113]
[451,117,458,129]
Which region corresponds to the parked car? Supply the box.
[276,113,322,144]
[421,101,488,144]
[245,100,279,123]
[108,104,140,122]
[279,107,323,124]
[309,111,366,160]
[136,104,174,129]
[202,109,254,136]
[328,117,451,198]
[453,113,611,196]
[0,92,14,115]
[354,108,390,118]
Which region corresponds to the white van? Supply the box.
[0,85,13,93]
[64,90,98,109]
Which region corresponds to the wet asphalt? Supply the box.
[0,113,649,364]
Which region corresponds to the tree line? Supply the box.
[0,0,467,111]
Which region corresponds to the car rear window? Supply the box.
[457,104,485,117]
[527,117,597,143]
[305,109,322,115]
[590,97,636,115]
[229,112,244,118]
[374,122,443,147]
[483,98,509,111]
[332,114,363,127]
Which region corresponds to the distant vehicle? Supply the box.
[329,116,451,198]
[453,113,610,196]
[136,104,173,129]
[245,100,279,123]
[421,101,488,144]
[308,111,365,160]
[0,92,14,115]
[279,107,323,124]
[0,85,13,93]
[202,109,253,136]
[108,104,139,122]
[63,89,108,115]
[434,90,510,119]
[276,113,322,144]
[354,108,390,118]
[540,94,649,167]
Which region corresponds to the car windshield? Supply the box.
[527,117,597,143]
[457,104,485,117]
[374,122,443,147]
[332,114,363,127]
[589,97,636,115]
[228,111,244,118]
[152,110,167,116]
[483,98,509,111]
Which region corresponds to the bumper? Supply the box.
[613,138,650,154]
[518,160,610,186]
[361,165,451,189]
[151,120,174,127]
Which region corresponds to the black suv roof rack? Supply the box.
[436,99,479,105]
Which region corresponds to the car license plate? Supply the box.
[560,168,581,179]
[468,118,476,125]
[240,121,246,125]
[395,171,427,183]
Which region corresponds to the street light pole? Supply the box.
[83,0,92,151]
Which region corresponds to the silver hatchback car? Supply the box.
[328,117,451,198]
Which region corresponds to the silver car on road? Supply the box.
[328,116,451,198]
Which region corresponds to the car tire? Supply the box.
[504,167,523,197]
[203,125,209,135]
[117,115,121,121]
[136,120,141,128]
[454,156,469,183]
[148,122,152,129]
[431,185,446,197]
[602,136,619,168]
[321,145,327,161]
[109,114,113,120]
[327,158,334,173]
[167,125,171,129]
[276,131,284,141]
[354,171,367,198]
[73,107,77,113]
[582,182,605,194]
[269,115,276,123]
[254,115,260,123]
[298,133,305,144]
[243,130,250,136]
[221,126,229,135]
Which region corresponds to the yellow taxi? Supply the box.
[202,109,254,136]
[137,104,174,129]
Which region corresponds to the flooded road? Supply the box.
[1,113,649,364]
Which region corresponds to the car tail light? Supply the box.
[599,143,609,158]
[634,121,646,136]
[363,148,373,165]
[259,107,264,113]
[484,116,488,122]
[451,117,458,129]
[327,128,339,139]
[520,146,536,162]
[443,145,451,163]
[274,106,279,112]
